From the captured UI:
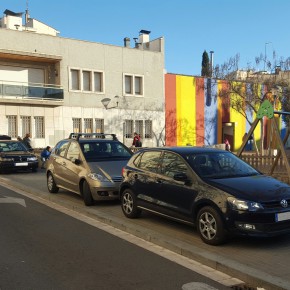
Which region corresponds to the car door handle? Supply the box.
[61,161,66,166]
[156,178,163,184]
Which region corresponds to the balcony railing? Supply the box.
[0,81,64,101]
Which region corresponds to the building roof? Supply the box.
[3,9,23,17]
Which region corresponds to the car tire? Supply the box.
[196,206,227,246]
[121,188,141,218]
[47,172,59,193]
[82,181,94,206]
[32,167,37,172]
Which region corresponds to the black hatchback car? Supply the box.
[0,140,38,173]
[120,147,290,245]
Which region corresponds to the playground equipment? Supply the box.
[237,99,290,180]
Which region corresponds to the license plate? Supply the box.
[276,211,290,222]
[15,162,28,166]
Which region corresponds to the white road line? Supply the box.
[0,180,244,288]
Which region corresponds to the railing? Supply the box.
[0,81,64,101]
[240,153,290,183]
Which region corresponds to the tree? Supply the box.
[212,51,290,153]
[201,50,210,77]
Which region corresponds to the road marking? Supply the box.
[0,195,26,207]
[0,180,244,288]
[182,282,219,290]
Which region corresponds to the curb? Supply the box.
[1,177,289,290]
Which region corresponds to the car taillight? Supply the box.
[121,167,125,177]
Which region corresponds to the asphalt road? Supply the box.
[1,170,290,289]
[0,183,231,290]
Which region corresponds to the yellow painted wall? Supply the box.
[176,75,196,145]
[217,81,223,143]
[229,83,246,151]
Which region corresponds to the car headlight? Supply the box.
[88,173,110,182]
[228,197,264,212]
[27,157,38,161]
[0,157,14,162]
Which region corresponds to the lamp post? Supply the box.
[101,95,119,109]
[264,42,272,71]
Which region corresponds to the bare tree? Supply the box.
[212,51,290,152]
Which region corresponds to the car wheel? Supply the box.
[82,181,94,206]
[197,206,227,245]
[47,172,59,193]
[121,188,141,218]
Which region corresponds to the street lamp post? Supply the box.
[101,95,119,109]
[264,42,272,71]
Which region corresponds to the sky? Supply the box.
[2,0,290,76]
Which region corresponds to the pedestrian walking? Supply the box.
[23,133,32,149]
[224,138,231,151]
[40,146,51,169]
[132,132,142,147]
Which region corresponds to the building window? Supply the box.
[125,75,133,94]
[135,76,143,95]
[125,120,133,138]
[124,74,144,96]
[94,72,103,92]
[145,120,153,138]
[21,116,31,137]
[95,118,104,133]
[84,118,93,133]
[35,117,45,138]
[73,118,82,133]
[135,120,143,138]
[71,69,80,90]
[7,115,17,138]
[71,69,104,93]
[82,71,91,91]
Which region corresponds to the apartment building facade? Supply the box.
[0,9,165,148]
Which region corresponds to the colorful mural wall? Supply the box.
[165,73,286,152]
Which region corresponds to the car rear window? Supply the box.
[80,141,132,160]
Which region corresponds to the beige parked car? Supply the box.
[46,133,132,206]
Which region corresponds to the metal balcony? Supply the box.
[0,81,64,105]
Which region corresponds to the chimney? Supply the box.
[210,51,214,77]
[139,29,151,44]
[275,66,281,75]
[124,37,130,48]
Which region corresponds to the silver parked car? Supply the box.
[46,133,132,206]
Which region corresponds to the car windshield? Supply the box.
[185,151,259,179]
[0,141,28,153]
[80,141,132,161]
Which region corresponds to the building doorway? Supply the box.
[222,122,234,150]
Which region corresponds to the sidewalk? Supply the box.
[0,173,290,290]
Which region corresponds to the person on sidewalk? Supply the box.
[41,146,51,169]
[224,138,231,151]
[23,133,32,150]
[132,132,142,147]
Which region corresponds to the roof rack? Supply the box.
[69,133,118,141]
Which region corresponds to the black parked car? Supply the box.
[0,140,38,173]
[120,147,290,245]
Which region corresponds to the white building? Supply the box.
[0,9,165,148]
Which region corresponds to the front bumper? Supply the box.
[90,182,120,201]
[226,209,290,237]
[0,161,39,171]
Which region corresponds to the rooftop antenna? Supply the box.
[25,0,30,26]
